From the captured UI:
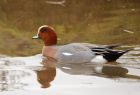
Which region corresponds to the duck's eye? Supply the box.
[40,27,48,33]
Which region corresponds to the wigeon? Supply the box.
[32,25,131,64]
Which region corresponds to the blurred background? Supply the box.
[0,0,140,56]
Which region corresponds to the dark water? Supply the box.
[0,0,140,56]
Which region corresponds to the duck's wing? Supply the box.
[56,44,95,63]
[80,43,120,49]
[103,44,121,49]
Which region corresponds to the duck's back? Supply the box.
[55,43,95,63]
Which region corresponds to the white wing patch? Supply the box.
[62,52,73,56]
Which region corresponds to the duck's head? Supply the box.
[32,25,57,46]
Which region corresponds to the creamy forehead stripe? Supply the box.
[37,25,55,35]
[37,25,48,35]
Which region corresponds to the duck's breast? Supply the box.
[55,43,95,63]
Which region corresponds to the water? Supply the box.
[0,45,140,95]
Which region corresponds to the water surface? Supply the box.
[0,45,140,95]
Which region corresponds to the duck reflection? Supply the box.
[57,62,127,76]
[36,57,56,88]
[56,62,140,80]
[36,68,56,88]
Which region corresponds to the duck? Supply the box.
[32,25,132,64]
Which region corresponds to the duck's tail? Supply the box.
[103,49,133,62]
[105,44,121,49]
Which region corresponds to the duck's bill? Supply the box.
[32,35,40,39]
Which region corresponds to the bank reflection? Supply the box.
[0,70,30,91]
[0,57,57,91]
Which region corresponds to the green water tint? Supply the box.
[0,0,140,56]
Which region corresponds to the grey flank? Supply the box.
[55,43,95,63]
